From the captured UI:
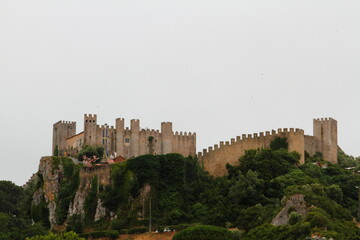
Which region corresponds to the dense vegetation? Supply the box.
[172,225,236,240]
[1,139,360,239]
[0,181,48,240]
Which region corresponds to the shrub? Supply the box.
[270,137,288,151]
[172,225,234,240]
[26,231,84,240]
[128,227,148,234]
[288,212,302,225]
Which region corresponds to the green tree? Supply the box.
[0,181,24,215]
[270,137,288,151]
[236,204,276,231]
[76,145,104,162]
[238,149,299,181]
[228,170,266,206]
[172,225,234,240]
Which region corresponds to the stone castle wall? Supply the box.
[198,128,305,176]
[53,114,196,159]
[198,118,338,176]
[52,121,76,155]
[312,118,338,164]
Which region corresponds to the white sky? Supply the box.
[0,0,359,186]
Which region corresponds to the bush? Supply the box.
[76,145,104,162]
[26,231,84,240]
[128,227,148,234]
[270,137,288,151]
[81,230,119,239]
[172,225,234,240]
[288,212,302,225]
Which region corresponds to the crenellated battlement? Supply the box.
[198,127,306,176]
[99,124,115,130]
[58,121,76,125]
[174,131,195,137]
[314,117,336,123]
[56,114,195,159]
[198,118,336,176]
[84,114,97,120]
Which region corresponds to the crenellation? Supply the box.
[198,117,337,176]
[55,114,195,161]
[55,115,338,178]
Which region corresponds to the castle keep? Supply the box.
[198,118,338,176]
[53,114,196,159]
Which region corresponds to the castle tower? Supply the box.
[190,133,197,156]
[84,114,97,146]
[130,119,140,157]
[52,120,76,155]
[115,118,125,157]
[313,118,338,164]
[161,122,173,154]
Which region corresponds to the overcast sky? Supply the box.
[1,0,359,186]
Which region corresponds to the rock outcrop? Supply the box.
[32,157,112,227]
[36,156,61,226]
[271,194,308,226]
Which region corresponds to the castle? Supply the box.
[52,114,196,159]
[53,115,338,176]
[198,118,338,176]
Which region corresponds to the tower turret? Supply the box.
[52,120,76,155]
[161,122,173,154]
[115,118,125,157]
[313,118,338,164]
[84,114,97,146]
[130,119,140,157]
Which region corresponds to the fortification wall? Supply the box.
[172,131,196,157]
[198,128,305,176]
[139,129,161,155]
[304,135,317,157]
[55,114,196,159]
[80,164,111,188]
[53,121,76,155]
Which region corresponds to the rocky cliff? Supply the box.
[30,156,150,228]
[31,156,111,227]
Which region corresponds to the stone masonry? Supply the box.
[53,114,196,159]
[198,118,338,176]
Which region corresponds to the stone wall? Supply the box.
[313,118,338,164]
[198,128,305,176]
[198,118,338,176]
[57,114,196,159]
[53,121,76,155]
